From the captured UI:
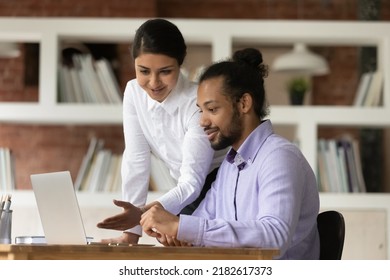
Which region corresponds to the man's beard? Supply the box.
[210,106,242,151]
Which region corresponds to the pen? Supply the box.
[0,195,4,210]
[0,195,3,217]
[0,195,5,219]
[0,194,11,215]
[4,194,11,211]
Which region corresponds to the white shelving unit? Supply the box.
[1,18,390,165]
[1,18,390,258]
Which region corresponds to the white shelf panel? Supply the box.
[2,104,389,127]
[0,104,122,124]
[270,106,390,126]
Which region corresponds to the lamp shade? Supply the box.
[272,43,329,75]
[0,42,21,58]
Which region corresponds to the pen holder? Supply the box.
[0,210,12,244]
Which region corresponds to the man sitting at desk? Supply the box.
[139,48,320,259]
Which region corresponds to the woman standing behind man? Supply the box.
[97,18,226,244]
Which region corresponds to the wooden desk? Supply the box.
[0,244,279,260]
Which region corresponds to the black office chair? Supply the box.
[317,210,345,260]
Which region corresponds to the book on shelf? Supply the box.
[75,137,100,191]
[86,149,112,192]
[71,54,100,103]
[102,153,122,193]
[353,71,372,106]
[363,71,383,107]
[317,139,331,192]
[58,65,81,103]
[337,138,360,193]
[336,143,349,192]
[58,65,70,103]
[68,67,85,103]
[317,137,366,193]
[95,58,123,104]
[0,147,16,192]
[318,139,341,192]
[351,138,366,192]
[75,137,122,192]
[328,139,348,193]
[58,53,122,104]
[352,70,383,107]
[77,54,109,104]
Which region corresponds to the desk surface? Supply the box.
[0,244,279,260]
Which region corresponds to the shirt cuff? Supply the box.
[157,194,181,215]
[177,214,204,245]
[124,225,142,236]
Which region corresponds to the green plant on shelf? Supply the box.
[287,77,310,105]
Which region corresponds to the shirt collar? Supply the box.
[227,119,274,169]
[226,148,246,170]
[147,72,185,115]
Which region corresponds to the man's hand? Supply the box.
[97,199,143,231]
[140,205,180,239]
[157,234,192,247]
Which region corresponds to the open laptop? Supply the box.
[30,170,91,245]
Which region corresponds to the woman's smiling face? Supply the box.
[135,53,180,102]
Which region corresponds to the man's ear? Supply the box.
[238,93,253,114]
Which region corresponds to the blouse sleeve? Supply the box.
[157,107,215,214]
[121,82,151,235]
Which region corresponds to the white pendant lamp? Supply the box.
[272,43,329,76]
[0,42,21,58]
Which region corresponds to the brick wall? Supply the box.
[0,0,388,189]
[0,0,157,17]
[0,1,155,189]
[157,0,358,20]
[0,124,124,188]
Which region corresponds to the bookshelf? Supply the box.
[1,18,390,258]
[0,18,389,164]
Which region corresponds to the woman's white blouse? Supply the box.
[121,73,226,235]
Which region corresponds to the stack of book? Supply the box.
[353,71,383,107]
[75,137,122,192]
[317,136,366,193]
[58,53,123,104]
[0,147,15,192]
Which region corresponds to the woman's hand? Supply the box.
[97,199,143,231]
[100,232,140,244]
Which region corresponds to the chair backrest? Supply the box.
[317,210,345,260]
